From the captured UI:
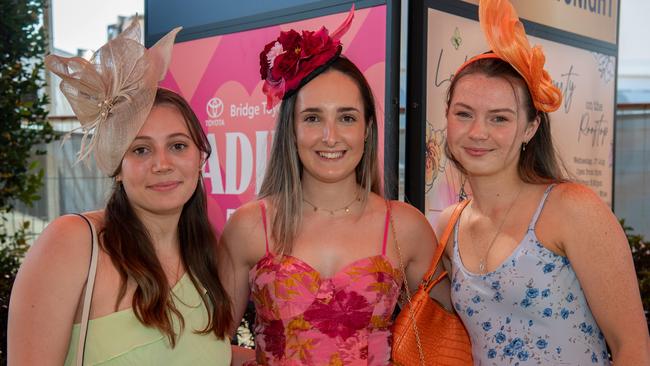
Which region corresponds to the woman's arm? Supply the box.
[217,201,266,364]
[230,345,256,366]
[8,215,94,365]
[390,201,451,309]
[551,183,650,364]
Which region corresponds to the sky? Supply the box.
[52,0,143,54]
[618,0,650,76]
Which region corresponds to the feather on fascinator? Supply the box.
[45,20,181,175]
[259,6,354,110]
[456,0,562,113]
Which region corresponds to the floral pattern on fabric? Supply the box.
[247,253,401,365]
[450,185,609,365]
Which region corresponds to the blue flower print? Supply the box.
[482,321,492,331]
[472,295,482,304]
[526,288,539,298]
[493,292,503,302]
[579,322,594,335]
[528,319,534,327]
[556,346,562,354]
[541,288,550,298]
[504,345,515,357]
[543,263,555,273]
[511,338,524,350]
[517,350,529,361]
[520,297,532,308]
[454,282,461,292]
[560,308,570,319]
[466,307,475,317]
[591,352,598,363]
[495,332,506,344]
[536,339,548,349]
[542,308,552,317]
[562,256,570,265]
[454,302,461,311]
[506,316,511,324]
[487,349,497,359]
[491,281,501,290]
[566,292,575,302]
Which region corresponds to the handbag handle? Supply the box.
[419,199,470,293]
[74,214,99,366]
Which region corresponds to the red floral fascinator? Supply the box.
[259,6,355,110]
[45,20,181,175]
[456,0,562,113]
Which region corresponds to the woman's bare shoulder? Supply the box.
[546,182,609,218]
[15,212,105,293]
[223,200,265,236]
[219,199,267,262]
[33,212,102,261]
[385,199,435,246]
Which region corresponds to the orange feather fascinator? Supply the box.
[456,0,562,113]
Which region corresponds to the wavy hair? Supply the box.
[101,88,231,345]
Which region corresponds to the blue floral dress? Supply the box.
[450,185,609,365]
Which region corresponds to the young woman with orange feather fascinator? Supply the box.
[435,0,649,364]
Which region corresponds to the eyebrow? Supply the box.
[132,132,192,141]
[453,102,516,114]
[298,106,361,113]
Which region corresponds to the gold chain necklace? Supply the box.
[303,193,360,215]
[468,185,524,274]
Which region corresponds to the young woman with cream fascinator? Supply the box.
[219,7,446,365]
[9,22,232,365]
[436,0,649,364]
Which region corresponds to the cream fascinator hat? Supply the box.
[45,20,181,175]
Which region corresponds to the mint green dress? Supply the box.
[64,274,231,365]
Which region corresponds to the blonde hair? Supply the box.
[258,56,381,253]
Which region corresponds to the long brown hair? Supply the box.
[101,88,231,345]
[258,56,381,253]
[445,57,566,183]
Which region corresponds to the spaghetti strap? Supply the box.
[382,202,390,256]
[259,201,270,254]
[528,184,556,231]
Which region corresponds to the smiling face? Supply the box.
[294,69,367,185]
[446,73,539,179]
[118,104,203,216]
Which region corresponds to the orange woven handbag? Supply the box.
[391,200,473,366]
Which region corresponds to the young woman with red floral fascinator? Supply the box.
[218,7,447,366]
[435,0,650,364]
[9,22,233,365]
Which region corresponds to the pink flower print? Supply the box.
[261,319,286,359]
[338,334,369,362]
[304,290,373,340]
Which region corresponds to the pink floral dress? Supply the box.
[244,202,402,365]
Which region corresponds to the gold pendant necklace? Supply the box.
[303,193,361,215]
[470,184,524,274]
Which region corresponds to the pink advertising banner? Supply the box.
[160,6,387,234]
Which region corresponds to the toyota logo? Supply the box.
[206,97,224,119]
